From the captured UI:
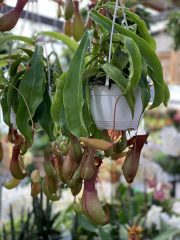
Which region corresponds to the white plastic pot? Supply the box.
[90,84,143,130]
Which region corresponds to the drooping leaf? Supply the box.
[0,35,34,46]
[7,71,24,113]
[51,72,67,126]
[123,9,156,50]
[35,86,54,141]
[38,31,78,52]
[124,37,142,91]
[16,45,46,144]
[1,87,11,126]
[139,75,151,113]
[63,30,93,137]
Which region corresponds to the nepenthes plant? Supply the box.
[0,0,169,225]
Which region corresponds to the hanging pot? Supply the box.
[90,84,143,130]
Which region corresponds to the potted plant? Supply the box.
[0,0,170,226]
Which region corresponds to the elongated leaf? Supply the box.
[0,35,34,46]
[102,2,156,49]
[16,45,46,144]
[124,37,142,91]
[7,71,24,113]
[139,76,151,113]
[1,87,11,126]
[102,63,135,116]
[51,72,67,126]
[35,86,54,141]
[83,77,98,135]
[38,31,78,52]
[63,30,93,137]
[90,10,167,108]
[124,10,156,50]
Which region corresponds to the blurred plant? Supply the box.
[71,182,180,240]
[1,195,72,240]
[2,205,32,240]
[155,152,180,175]
[144,110,172,132]
[167,11,180,50]
[32,196,62,239]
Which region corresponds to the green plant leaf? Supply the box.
[90,10,168,109]
[51,72,67,126]
[7,71,24,113]
[102,63,135,117]
[35,86,54,141]
[82,78,98,136]
[63,30,93,137]
[0,35,34,46]
[124,10,156,50]
[100,3,156,49]
[124,37,142,91]
[16,45,46,144]
[1,87,11,126]
[38,31,78,52]
[139,76,151,113]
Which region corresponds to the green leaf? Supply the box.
[90,10,167,109]
[0,69,7,87]
[124,37,142,91]
[51,72,67,126]
[16,45,46,144]
[38,31,78,52]
[139,76,151,113]
[18,48,34,58]
[102,63,135,117]
[35,86,54,141]
[124,10,156,50]
[7,71,24,113]
[82,79,98,135]
[100,3,156,49]
[0,35,34,46]
[1,88,11,126]
[111,47,129,70]
[63,30,93,137]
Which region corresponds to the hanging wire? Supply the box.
[105,0,128,87]
[105,0,119,87]
[119,0,128,29]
